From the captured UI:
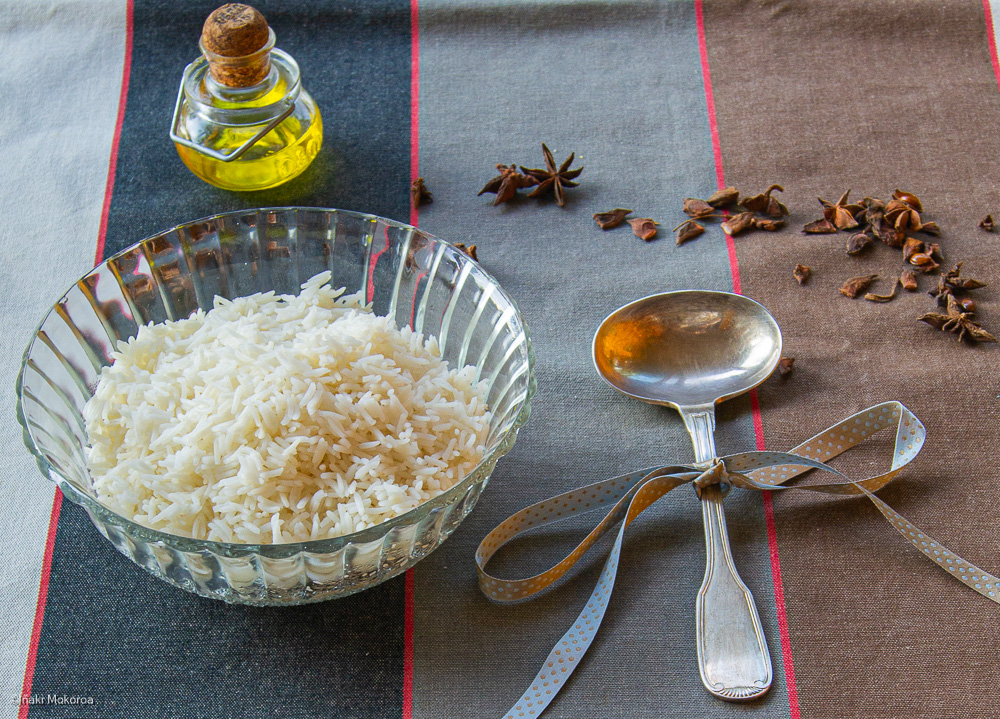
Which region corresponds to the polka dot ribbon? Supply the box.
[477,401,1000,719]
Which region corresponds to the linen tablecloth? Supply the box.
[3,1,1000,717]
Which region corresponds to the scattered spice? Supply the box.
[980,214,995,232]
[683,198,716,218]
[865,280,899,303]
[959,297,978,313]
[840,274,879,298]
[453,243,478,261]
[721,211,755,237]
[909,252,940,273]
[793,264,811,285]
[900,269,919,292]
[846,232,874,255]
[520,143,583,207]
[478,163,537,205]
[802,218,838,234]
[929,262,987,306]
[919,294,997,343]
[707,186,740,208]
[778,357,795,377]
[818,189,862,230]
[593,208,632,230]
[628,218,659,241]
[673,219,705,245]
[752,218,785,231]
[740,184,789,217]
[411,177,432,208]
[902,237,924,263]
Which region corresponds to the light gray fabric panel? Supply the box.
[411,2,791,716]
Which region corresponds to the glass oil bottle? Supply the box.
[170,4,322,191]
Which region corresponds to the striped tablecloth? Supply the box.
[4,1,1000,717]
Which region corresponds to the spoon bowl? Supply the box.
[593,290,782,408]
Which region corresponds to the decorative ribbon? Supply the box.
[476,402,1000,718]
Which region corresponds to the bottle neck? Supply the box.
[181,47,302,126]
[199,27,275,88]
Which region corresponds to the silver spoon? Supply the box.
[593,290,782,701]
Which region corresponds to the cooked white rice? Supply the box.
[83,271,491,544]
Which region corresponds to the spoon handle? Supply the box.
[681,407,773,701]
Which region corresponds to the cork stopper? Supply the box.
[200,4,273,87]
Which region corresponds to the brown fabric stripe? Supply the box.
[704,1,1000,717]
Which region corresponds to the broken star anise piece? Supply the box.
[919,294,997,343]
[740,184,789,217]
[453,243,478,261]
[840,274,879,298]
[929,262,987,306]
[900,269,919,291]
[673,219,704,245]
[722,211,755,237]
[865,280,899,303]
[707,186,740,208]
[478,163,537,205]
[892,189,924,213]
[520,143,583,207]
[802,218,838,234]
[902,236,925,264]
[411,177,432,208]
[793,264,811,285]
[818,189,863,230]
[593,208,632,230]
[628,218,659,241]
[846,232,874,255]
[778,357,795,377]
[752,218,785,231]
[683,198,716,218]
[980,214,995,232]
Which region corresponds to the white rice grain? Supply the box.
[83,271,491,543]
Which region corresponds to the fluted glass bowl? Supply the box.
[16,208,534,605]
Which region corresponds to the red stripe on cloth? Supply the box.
[18,490,63,719]
[402,2,419,718]
[409,0,421,229]
[984,0,1000,93]
[694,2,799,716]
[694,0,741,294]
[20,4,134,714]
[94,0,134,265]
[402,568,415,719]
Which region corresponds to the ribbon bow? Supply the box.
[476,402,1000,719]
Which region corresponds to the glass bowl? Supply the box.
[16,208,534,606]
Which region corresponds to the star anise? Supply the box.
[683,198,716,218]
[980,214,994,232]
[818,189,863,230]
[846,232,874,255]
[593,208,632,230]
[793,264,811,285]
[919,294,997,343]
[707,187,740,208]
[929,262,987,306]
[740,184,789,217]
[628,218,659,241]
[802,218,838,234]
[673,219,704,245]
[840,274,878,298]
[478,164,538,205]
[520,143,583,207]
[411,177,433,208]
[721,211,755,236]
[453,243,478,261]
